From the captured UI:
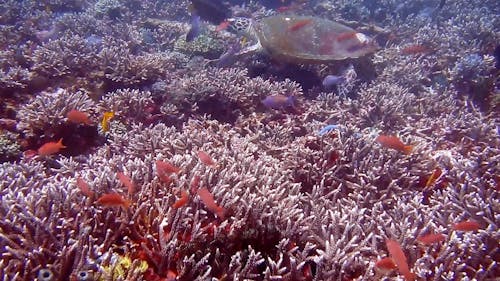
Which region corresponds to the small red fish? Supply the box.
[216,21,230,32]
[76,177,94,198]
[452,220,481,231]
[172,190,189,208]
[156,160,181,174]
[66,109,92,125]
[416,233,446,245]
[376,135,413,154]
[190,175,201,194]
[288,19,312,31]
[386,239,416,281]
[375,257,398,271]
[117,172,135,195]
[197,150,215,166]
[336,31,358,42]
[38,138,66,156]
[197,187,225,219]
[97,193,131,208]
[401,44,432,55]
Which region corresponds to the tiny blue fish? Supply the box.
[262,95,296,110]
[318,124,339,136]
[322,75,345,89]
[186,14,201,42]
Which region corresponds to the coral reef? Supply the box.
[0,0,498,280]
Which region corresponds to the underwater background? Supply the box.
[0,0,499,280]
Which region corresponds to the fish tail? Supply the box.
[215,206,226,219]
[57,138,67,148]
[287,96,297,108]
[403,145,413,154]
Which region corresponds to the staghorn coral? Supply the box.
[0,130,20,162]
[16,88,96,138]
[164,67,303,122]
[0,0,499,280]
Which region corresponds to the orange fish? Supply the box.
[156,160,181,174]
[385,239,416,281]
[376,135,413,154]
[66,109,92,125]
[197,150,216,166]
[416,233,446,245]
[76,177,94,198]
[288,19,312,31]
[375,257,397,271]
[216,21,230,32]
[117,172,135,195]
[401,44,432,55]
[452,220,481,231]
[190,174,201,194]
[38,138,66,156]
[172,190,189,208]
[97,193,131,208]
[197,187,225,219]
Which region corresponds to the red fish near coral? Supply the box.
[416,233,446,245]
[97,193,131,208]
[76,177,94,198]
[400,44,432,55]
[375,257,398,272]
[197,187,225,219]
[385,239,416,281]
[66,109,92,125]
[215,21,230,32]
[156,160,181,184]
[452,220,481,231]
[117,172,135,195]
[172,190,189,208]
[38,138,66,156]
[197,150,216,166]
[376,135,413,154]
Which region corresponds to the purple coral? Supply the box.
[0,0,499,280]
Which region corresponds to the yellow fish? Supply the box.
[101,111,115,132]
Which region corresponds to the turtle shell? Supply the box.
[255,15,377,63]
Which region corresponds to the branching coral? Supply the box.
[0,0,498,280]
[16,88,96,138]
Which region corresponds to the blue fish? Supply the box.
[322,75,346,89]
[262,95,296,110]
[186,14,201,42]
[317,124,340,136]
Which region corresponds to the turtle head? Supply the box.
[227,17,254,37]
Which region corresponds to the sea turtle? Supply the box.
[227,15,378,64]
